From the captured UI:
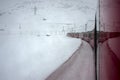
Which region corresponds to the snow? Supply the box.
[0,0,97,32]
[0,0,97,80]
[0,35,81,80]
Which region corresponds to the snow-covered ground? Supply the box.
[0,35,81,80]
[0,0,97,33]
[0,0,97,80]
